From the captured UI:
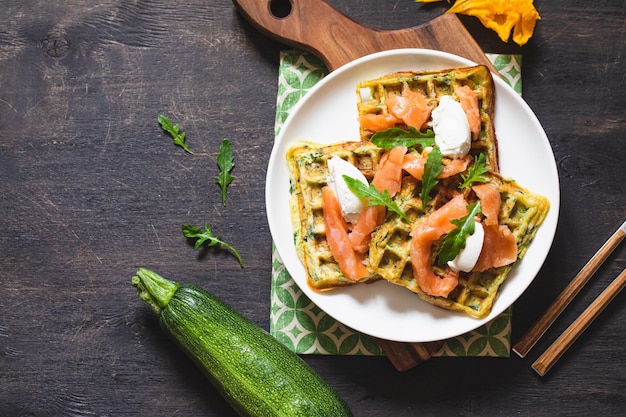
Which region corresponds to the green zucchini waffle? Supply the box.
[357,65,499,171]
[369,172,549,318]
[286,140,385,291]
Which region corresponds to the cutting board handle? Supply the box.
[233,0,495,72]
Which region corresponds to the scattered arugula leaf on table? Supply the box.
[215,139,234,206]
[158,114,193,154]
[343,175,410,223]
[182,222,244,268]
[437,201,482,265]
[460,153,489,189]
[371,127,435,150]
[420,145,443,210]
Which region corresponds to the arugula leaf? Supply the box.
[420,145,443,210]
[460,152,489,189]
[158,114,193,154]
[215,139,234,206]
[182,222,244,268]
[437,202,482,265]
[343,175,410,223]
[371,126,435,150]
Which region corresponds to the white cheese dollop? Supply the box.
[447,221,485,273]
[326,156,368,223]
[432,95,471,159]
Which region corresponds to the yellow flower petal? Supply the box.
[479,12,520,43]
[512,4,540,45]
[444,0,540,46]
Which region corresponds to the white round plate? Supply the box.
[266,49,559,343]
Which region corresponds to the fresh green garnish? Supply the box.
[158,114,193,154]
[343,175,410,223]
[182,222,244,268]
[437,202,482,265]
[215,139,234,206]
[420,145,443,210]
[371,126,435,150]
[460,153,489,189]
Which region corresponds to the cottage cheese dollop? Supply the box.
[447,220,485,273]
[326,156,368,223]
[432,95,472,159]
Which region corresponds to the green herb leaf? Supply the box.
[343,175,410,223]
[215,139,234,206]
[420,145,443,210]
[182,222,244,268]
[437,202,483,265]
[158,114,193,154]
[371,126,435,150]
[460,152,489,189]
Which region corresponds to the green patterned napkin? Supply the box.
[270,50,523,357]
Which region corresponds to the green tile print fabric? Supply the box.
[271,50,523,356]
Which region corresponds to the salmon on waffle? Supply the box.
[357,65,499,172]
[286,140,387,291]
[369,171,549,318]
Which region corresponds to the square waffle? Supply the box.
[369,172,550,318]
[286,140,386,291]
[357,65,499,172]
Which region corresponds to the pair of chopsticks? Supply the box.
[513,219,626,376]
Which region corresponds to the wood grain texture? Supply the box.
[0,0,625,416]
[233,0,497,72]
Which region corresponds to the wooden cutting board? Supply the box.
[233,0,494,372]
[233,0,496,73]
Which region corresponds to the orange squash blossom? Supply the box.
[416,0,541,46]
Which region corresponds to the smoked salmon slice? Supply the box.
[456,85,481,139]
[470,183,517,271]
[473,183,501,226]
[386,88,433,130]
[349,146,407,253]
[473,224,518,272]
[409,194,469,297]
[322,186,370,280]
[372,145,407,197]
[348,205,386,253]
[402,153,471,181]
[358,113,399,132]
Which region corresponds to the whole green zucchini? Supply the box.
[132,268,353,417]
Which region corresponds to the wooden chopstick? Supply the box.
[532,268,626,376]
[513,220,626,358]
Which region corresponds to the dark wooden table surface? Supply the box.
[1,1,624,415]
